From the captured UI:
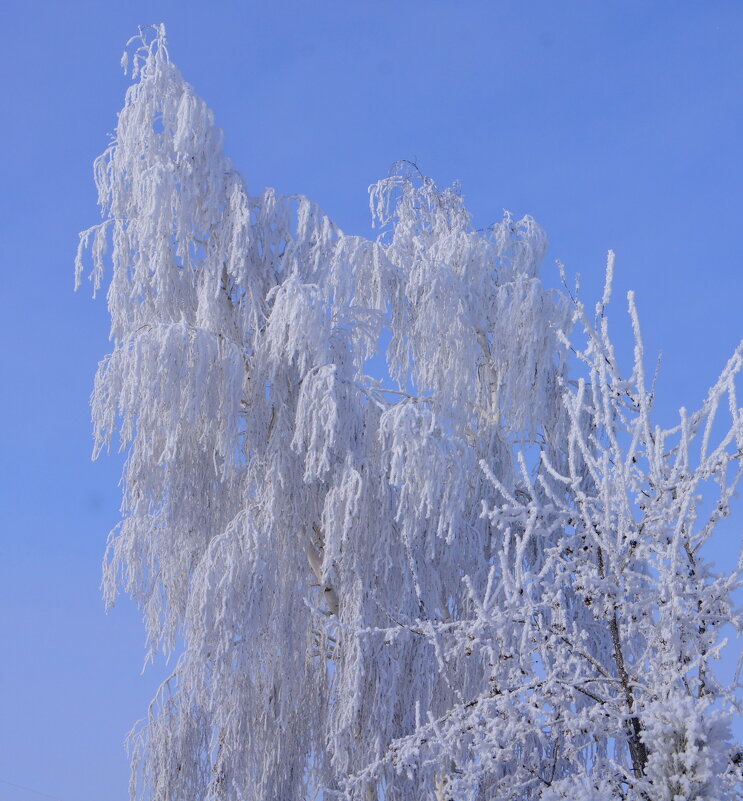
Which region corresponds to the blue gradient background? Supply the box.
[1,2,741,799]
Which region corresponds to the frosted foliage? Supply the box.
[78,27,743,801]
[369,172,565,438]
[641,695,735,801]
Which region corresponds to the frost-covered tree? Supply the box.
[77,26,743,801]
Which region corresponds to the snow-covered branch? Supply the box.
[78,25,743,801]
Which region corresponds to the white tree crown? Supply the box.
[77,25,743,801]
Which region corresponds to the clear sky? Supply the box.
[1,2,742,800]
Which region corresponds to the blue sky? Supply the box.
[1,2,742,800]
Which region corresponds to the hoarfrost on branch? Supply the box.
[77,26,743,801]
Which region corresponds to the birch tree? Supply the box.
[77,26,743,801]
